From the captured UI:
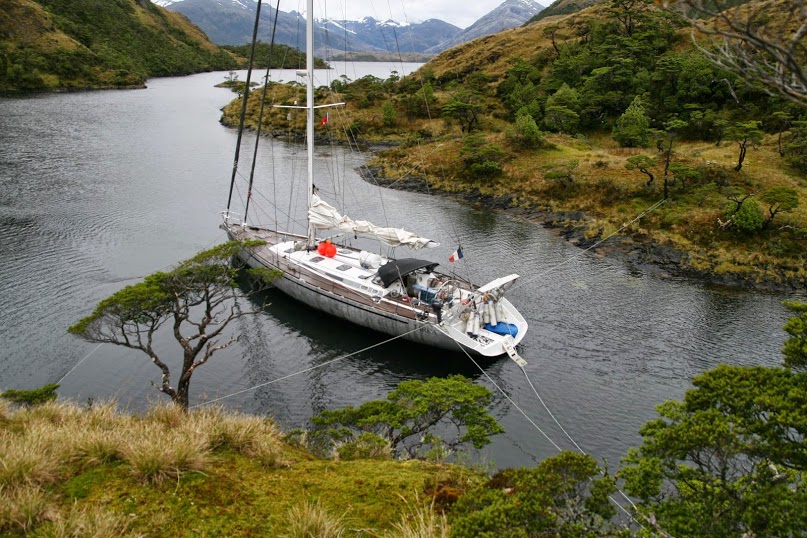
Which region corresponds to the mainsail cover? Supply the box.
[308,194,439,250]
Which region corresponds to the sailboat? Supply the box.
[220,0,528,357]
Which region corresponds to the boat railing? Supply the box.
[221,210,244,226]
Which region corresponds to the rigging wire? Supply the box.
[244,0,283,223]
[449,339,643,528]
[517,363,640,512]
[226,0,265,212]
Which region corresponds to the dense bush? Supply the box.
[731,200,765,234]
[461,134,504,180]
[450,452,621,538]
[612,96,650,148]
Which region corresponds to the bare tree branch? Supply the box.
[666,0,807,106]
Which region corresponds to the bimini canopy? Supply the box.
[308,194,439,250]
[377,259,439,288]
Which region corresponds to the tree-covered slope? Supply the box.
[225,0,806,288]
[0,0,239,91]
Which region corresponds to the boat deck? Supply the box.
[224,222,528,356]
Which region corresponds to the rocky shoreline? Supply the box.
[358,165,806,294]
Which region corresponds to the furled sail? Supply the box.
[308,194,439,249]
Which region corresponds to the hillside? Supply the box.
[0,0,239,91]
[224,0,807,290]
[527,0,600,22]
[0,386,635,537]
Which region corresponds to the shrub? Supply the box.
[382,101,397,127]
[336,432,392,461]
[450,452,617,538]
[506,111,547,149]
[1,384,60,407]
[731,200,765,234]
[784,120,807,173]
[469,160,503,178]
[460,134,504,180]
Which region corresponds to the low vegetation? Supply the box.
[0,398,478,536]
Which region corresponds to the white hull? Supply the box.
[225,223,528,357]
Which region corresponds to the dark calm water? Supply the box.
[0,65,796,469]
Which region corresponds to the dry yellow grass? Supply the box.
[280,501,349,538]
[0,484,53,533]
[384,497,450,538]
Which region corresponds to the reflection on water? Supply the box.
[0,67,796,468]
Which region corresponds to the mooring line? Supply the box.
[451,340,642,527]
[517,364,640,512]
[56,343,103,384]
[190,325,429,409]
[512,198,668,291]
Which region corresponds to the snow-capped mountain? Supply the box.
[154,0,540,55]
[318,17,460,54]
[426,0,544,53]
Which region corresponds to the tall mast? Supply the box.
[305,0,315,247]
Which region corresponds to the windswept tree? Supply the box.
[69,241,280,410]
[442,91,484,133]
[726,120,764,171]
[759,185,800,228]
[658,119,689,199]
[626,154,658,186]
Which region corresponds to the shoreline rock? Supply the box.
[358,165,806,294]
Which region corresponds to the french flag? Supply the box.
[448,246,463,262]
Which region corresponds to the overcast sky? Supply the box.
[306,0,508,29]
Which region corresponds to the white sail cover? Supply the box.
[309,194,439,249]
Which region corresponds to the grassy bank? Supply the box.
[0,399,475,536]
[369,129,807,290]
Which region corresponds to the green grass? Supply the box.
[0,400,481,537]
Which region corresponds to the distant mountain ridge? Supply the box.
[428,0,544,53]
[155,0,544,55]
